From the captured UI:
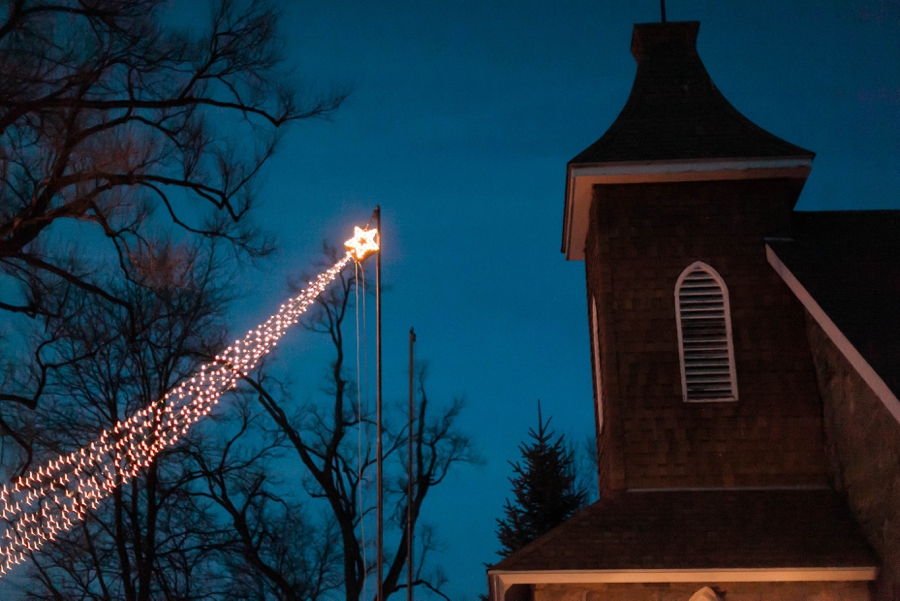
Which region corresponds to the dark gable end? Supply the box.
[767,210,900,404]
[766,210,900,595]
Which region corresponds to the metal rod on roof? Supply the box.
[660,0,667,22]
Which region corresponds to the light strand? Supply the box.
[0,226,378,577]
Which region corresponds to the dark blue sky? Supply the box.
[229,2,899,599]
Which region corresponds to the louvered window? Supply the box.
[675,262,738,402]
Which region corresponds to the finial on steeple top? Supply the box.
[660,0,667,22]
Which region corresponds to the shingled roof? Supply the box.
[569,21,815,166]
[767,210,900,402]
[490,489,875,572]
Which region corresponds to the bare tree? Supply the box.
[0,0,344,411]
[0,2,351,594]
[187,395,344,601]
[240,246,480,601]
[8,240,341,601]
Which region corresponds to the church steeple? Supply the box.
[574,21,813,165]
[562,21,814,260]
[565,19,828,495]
[487,17,884,601]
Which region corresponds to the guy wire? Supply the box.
[361,261,372,601]
[354,260,368,599]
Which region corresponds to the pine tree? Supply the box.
[495,402,588,557]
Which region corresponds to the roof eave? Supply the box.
[489,566,877,601]
[562,157,813,261]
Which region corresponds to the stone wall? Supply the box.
[806,311,900,600]
[534,581,870,601]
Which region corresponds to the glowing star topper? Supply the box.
[344,226,379,262]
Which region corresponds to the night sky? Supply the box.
[142,2,900,599]
[8,0,900,601]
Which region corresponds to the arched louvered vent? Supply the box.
[675,262,738,402]
[688,587,722,601]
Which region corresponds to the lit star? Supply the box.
[344,226,379,262]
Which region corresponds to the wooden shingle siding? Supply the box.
[584,178,828,491]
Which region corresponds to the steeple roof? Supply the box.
[562,21,816,260]
[571,21,814,165]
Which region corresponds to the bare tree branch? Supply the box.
[242,244,480,601]
[0,0,344,412]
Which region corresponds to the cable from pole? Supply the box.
[354,260,368,600]
[361,259,373,601]
[374,206,383,601]
[345,223,379,601]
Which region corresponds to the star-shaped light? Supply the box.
[344,226,379,262]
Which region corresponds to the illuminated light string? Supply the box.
[0,227,380,576]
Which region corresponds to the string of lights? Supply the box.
[0,227,379,577]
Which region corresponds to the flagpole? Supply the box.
[375,206,383,601]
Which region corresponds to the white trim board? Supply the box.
[488,566,878,601]
[491,567,876,585]
[626,485,831,492]
[766,245,900,426]
[562,157,812,261]
[489,567,877,601]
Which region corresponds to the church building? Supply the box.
[488,19,900,601]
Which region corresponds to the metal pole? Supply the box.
[660,0,666,22]
[375,206,383,601]
[407,327,416,601]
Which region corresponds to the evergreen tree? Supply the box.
[495,402,588,557]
